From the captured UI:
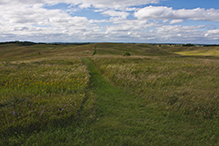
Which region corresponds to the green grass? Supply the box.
[160,45,219,57]
[1,43,219,145]
[94,43,173,56]
[175,49,219,56]
[66,57,219,145]
[0,43,95,61]
[0,58,97,145]
[91,56,219,119]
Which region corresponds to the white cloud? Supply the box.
[101,10,130,19]
[205,29,219,40]
[149,25,211,43]
[169,19,184,24]
[156,25,205,35]
[0,2,91,40]
[108,19,157,31]
[71,0,159,10]
[0,1,218,43]
[206,29,219,34]
[78,3,91,9]
[134,6,219,21]
[0,0,159,10]
[125,7,140,11]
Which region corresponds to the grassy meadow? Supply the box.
[0,42,219,145]
[92,56,219,117]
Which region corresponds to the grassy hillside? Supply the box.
[175,46,219,56]
[160,44,219,57]
[94,43,173,56]
[0,43,94,61]
[0,42,219,145]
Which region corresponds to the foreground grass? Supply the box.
[71,58,218,145]
[0,58,96,145]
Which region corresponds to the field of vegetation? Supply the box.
[92,56,219,118]
[0,42,219,145]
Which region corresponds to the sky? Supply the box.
[0,0,219,44]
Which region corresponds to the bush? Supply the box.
[182,43,195,47]
[124,52,131,56]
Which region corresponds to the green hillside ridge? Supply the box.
[94,43,173,56]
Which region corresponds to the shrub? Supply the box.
[124,52,131,56]
[182,43,195,47]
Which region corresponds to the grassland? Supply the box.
[0,42,219,145]
[160,44,219,57]
[91,56,219,119]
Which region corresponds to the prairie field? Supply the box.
[0,42,219,145]
[91,56,219,118]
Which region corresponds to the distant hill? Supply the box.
[93,43,173,56]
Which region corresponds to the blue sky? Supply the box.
[0,0,219,44]
[162,0,219,9]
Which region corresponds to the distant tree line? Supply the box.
[182,43,219,47]
[0,41,92,46]
[182,43,195,47]
[203,44,219,47]
[0,41,38,46]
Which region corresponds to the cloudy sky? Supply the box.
[0,0,219,43]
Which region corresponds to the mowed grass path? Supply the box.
[80,58,218,146]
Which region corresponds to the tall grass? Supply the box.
[91,56,219,119]
[0,59,96,138]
